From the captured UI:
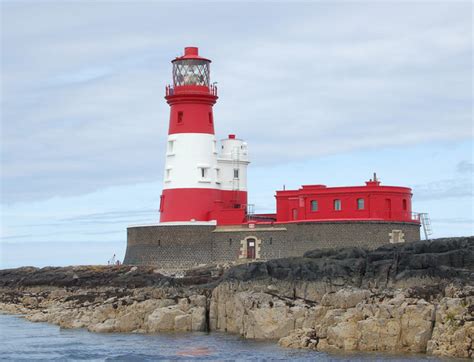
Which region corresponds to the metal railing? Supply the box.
[165,84,217,97]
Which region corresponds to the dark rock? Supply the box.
[224,236,474,289]
[0,237,472,292]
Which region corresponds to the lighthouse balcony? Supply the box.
[165,84,217,97]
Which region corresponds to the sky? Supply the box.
[1,1,472,269]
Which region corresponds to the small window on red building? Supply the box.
[208,112,213,124]
[403,199,407,210]
[177,111,184,123]
[159,195,165,212]
[357,198,365,210]
[310,200,318,212]
[334,199,341,211]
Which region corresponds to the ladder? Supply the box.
[231,147,240,204]
[246,204,255,221]
[419,213,433,240]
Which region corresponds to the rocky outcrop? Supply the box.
[7,288,209,334]
[427,287,474,358]
[224,237,473,289]
[209,282,473,357]
[0,237,473,358]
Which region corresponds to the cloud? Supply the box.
[413,178,473,201]
[457,160,474,174]
[431,217,473,225]
[1,2,472,203]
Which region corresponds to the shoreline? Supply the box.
[1,237,473,359]
[1,313,441,361]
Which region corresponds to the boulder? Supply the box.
[174,314,192,332]
[146,306,186,332]
[279,328,318,349]
[191,307,207,331]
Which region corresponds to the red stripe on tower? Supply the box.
[165,47,218,135]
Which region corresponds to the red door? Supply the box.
[292,208,298,220]
[247,239,256,259]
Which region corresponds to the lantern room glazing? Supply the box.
[172,59,210,87]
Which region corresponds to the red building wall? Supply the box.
[275,179,417,223]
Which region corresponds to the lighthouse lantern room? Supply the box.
[160,47,249,224]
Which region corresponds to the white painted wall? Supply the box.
[217,138,250,191]
[163,133,250,192]
[163,133,219,190]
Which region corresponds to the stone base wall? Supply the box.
[124,221,420,268]
[125,225,215,268]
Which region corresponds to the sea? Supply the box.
[0,314,446,361]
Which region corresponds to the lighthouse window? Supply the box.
[310,200,318,212]
[403,199,407,210]
[334,199,341,211]
[165,168,171,181]
[167,140,174,154]
[233,169,239,179]
[159,195,165,212]
[357,198,365,210]
[208,112,213,124]
[177,111,183,124]
[199,167,210,181]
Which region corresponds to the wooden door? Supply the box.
[247,239,256,259]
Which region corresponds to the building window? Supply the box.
[334,199,341,211]
[357,198,365,210]
[215,168,220,183]
[165,168,171,181]
[200,167,208,179]
[208,112,213,124]
[167,140,174,154]
[403,199,407,210]
[310,200,318,212]
[233,168,239,179]
[159,195,165,212]
[177,111,183,123]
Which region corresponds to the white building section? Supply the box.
[164,133,219,190]
[163,133,249,192]
[217,136,250,191]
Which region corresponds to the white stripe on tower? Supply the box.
[163,133,219,189]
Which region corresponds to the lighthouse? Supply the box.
[125,46,422,268]
[160,47,249,224]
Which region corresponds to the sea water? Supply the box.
[0,314,444,361]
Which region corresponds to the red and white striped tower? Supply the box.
[159,47,248,223]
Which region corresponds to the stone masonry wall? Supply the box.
[125,225,215,268]
[124,222,420,268]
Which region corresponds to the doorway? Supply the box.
[292,208,298,220]
[247,238,256,259]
